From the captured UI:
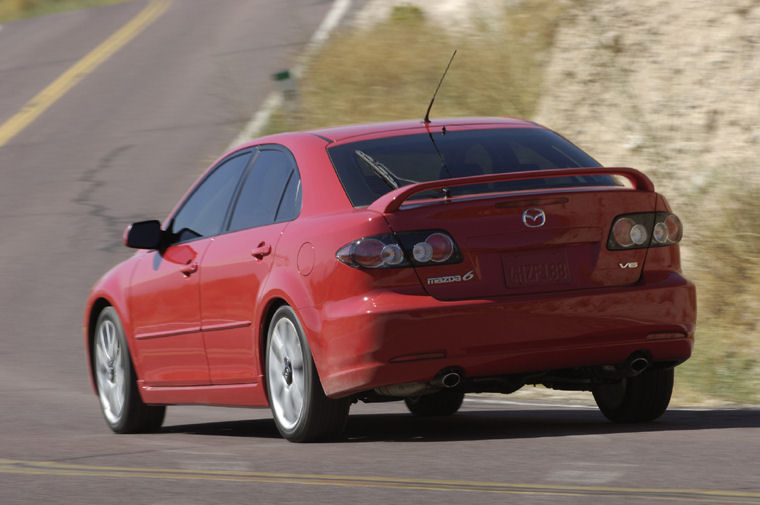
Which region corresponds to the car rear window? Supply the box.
[327,128,614,207]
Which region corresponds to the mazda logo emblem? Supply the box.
[522,208,546,228]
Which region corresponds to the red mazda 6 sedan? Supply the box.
[84,117,696,442]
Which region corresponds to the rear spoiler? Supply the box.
[367,167,654,214]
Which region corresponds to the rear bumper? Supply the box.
[315,271,696,398]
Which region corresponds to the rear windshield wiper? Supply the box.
[355,150,417,190]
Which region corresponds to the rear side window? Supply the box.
[170,152,251,241]
[327,128,610,207]
[276,172,302,223]
[228,148,301,231]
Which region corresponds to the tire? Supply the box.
[92,307,165,433]
[265,306,350,442]
[592,368,674,423]
[404,388,465,417]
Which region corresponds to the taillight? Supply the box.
[608,212,682,250]
[337,231,461,269]
[612,217,646,247]
[425,232,455,262]
[652,213,682,245]
[352,238,386,268]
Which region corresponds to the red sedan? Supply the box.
[84,117,696,442]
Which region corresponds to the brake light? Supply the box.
[608,212,682,250]
[412,241,434,263]
[612,217,646,247]
[381,243,405,266]
[337,231,461,269]
[425,232,455,262]
[653,214,683,245]
[352,238,386,268]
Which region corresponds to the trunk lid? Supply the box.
[372,169,656,300]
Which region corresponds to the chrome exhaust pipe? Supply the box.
[376,370,463,397]
[431,371,462,389]
[623,353,649,377]
[629,356,649,374]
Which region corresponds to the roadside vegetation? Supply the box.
[0,0,127,22]
[266,1,565,133]
[676,184,760,403]
[271,2,758,404]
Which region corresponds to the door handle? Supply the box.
[251,242,272,260]
[182,262,199,276]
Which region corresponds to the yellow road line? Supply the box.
[0,0,172,149]
[1,459,758,503]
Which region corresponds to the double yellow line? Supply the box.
[0,0,171,149]
[1,458,759,503]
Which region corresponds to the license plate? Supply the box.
[503,250,572,288]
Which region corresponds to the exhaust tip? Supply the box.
[429,368,464,389]
[630,357,649,374]
[440,372,461,388]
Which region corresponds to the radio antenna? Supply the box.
[423,49,457,124]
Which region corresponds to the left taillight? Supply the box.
[608,212,683,250]
[337,231,461,269]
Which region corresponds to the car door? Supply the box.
[129,151,252,386]
[200,146,302,384]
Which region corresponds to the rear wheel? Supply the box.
[592,368,674,423]
[93,307,165,433]
[404,388,465,417]
[265,306,350,442]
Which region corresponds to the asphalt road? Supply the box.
[0,1,758,504]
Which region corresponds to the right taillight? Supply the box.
[608,212,682,250]
[653,213,683,245]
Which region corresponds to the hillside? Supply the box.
[535,0,760,202]
[532,0,760,402]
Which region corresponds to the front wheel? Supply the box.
[93,307,165,433]
[592,368,674,423]
[265,306,350,442]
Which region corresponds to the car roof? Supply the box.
[307,117,539,143]
[236,117,541,151]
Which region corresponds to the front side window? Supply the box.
[327,128,610,207]
[170,152,250,242]
[228,148,301,232]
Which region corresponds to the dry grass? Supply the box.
[675,184,760,404]
[0,0,128,22]
[267,1,566,133]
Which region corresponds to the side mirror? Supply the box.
[124,220,163,249]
